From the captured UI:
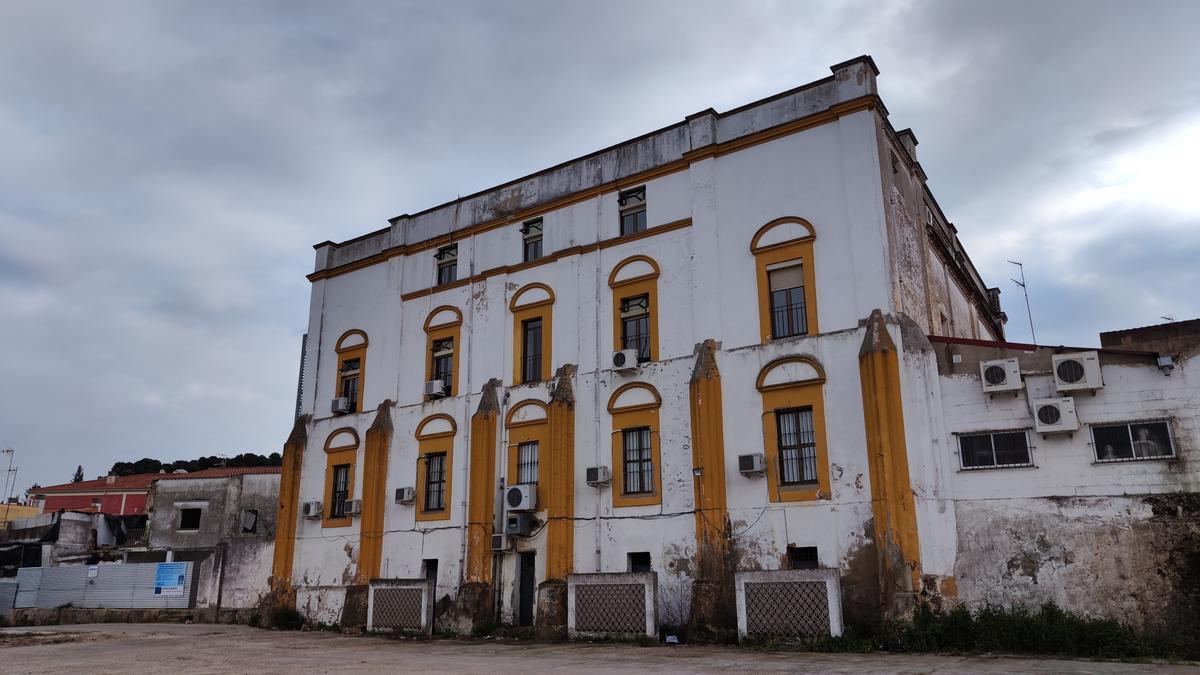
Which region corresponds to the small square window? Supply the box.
[179,508,202,531]
[787,546,818,570]
[241,509,259,534]
[628,551,652,573]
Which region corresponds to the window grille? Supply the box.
[958,431,1031,469]
[424,453,446,511]
[622,427,653,494]
[768,265,807,338]
[776,408,817,485]
[521,317,542,382]
[331,464,351,517]
[517,441,539,485]
[1092,420,1175,462]
[620,295,650,362]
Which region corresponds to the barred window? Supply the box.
[1093,421,1175,462]
[958,431,1032,469]
[424,453,446,511]
[521,317,542,383]
[622,427,653,494]
[776,408,817,485]
[517,441,539,485]
[330,464,351,517]
[620,294,650,362]
[768,264,807,339]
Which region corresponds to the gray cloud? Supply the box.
[1,0,1197,488]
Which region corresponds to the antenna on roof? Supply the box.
[1008,260,1037,345]
[2,447,15,524]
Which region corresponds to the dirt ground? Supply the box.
[0,623,1195,674]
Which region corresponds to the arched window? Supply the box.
[607,382,663,507]
[415,414,457,521]
[510,283,555,384]
[755,356,830,502]
[751,218,818,342]
[505,399,549,505]
[323,428,360,528]
[334,331,368,414]
[423,307,463,398]
[608,255,660,363]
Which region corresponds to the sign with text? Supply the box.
[154,562,187,597]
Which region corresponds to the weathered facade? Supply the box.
[271,55,1198,636]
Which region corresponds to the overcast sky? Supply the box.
[2,1,1198,490]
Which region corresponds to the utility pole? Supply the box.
[1008,260,1037,345]
[2,447,14,527]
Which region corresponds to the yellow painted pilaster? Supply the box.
[545,366,576,581]
[270,415,309,605]
[465,381,501,584]
[689,340,729,566]
[356,401,393,584]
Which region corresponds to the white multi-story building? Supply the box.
[269,56,1199,638]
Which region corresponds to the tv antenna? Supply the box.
[1008,260,1037,345]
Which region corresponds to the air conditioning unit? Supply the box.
[302,501,323,519]
[738,453,767,476]
[331,397,352,415]
[980,358,1023,393]
[344,499,363,516]
[1052,352,1103,392]
[612,349,640,372]
[424,380,447,398]
[505,484,537,512]
[586,466,611,487]
[506,512,534,537]
[491,533,511,551]
[394,487,415,504]
[1032,397,1080,434]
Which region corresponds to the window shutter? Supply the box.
[768,264,804,291]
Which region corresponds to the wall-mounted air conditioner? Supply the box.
[395,487,415,504]
[586,466,611,487]
[506,512,534,537]
[505,484,536,512]
[1052,352,1103,392]
[738,453,767,477]
[331,397,352,415]
[491,533,511,551]
[1032,397,1080,434]
[302,501,323,519]
[344,499,363,516]
[980,358,1023,393]
[424,380,447,398]
[612,349,640,373]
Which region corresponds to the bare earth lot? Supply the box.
[0,623,1195,674]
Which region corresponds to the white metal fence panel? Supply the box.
[15,568,42,608]
[18,562,194,610]
[735,569,843,642]
[567,572,657,639]
[0,581,16,620]
[367,579,433,635]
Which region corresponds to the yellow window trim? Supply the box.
[751,218,819,343]
[755,356,830,503]
[415,414,456,522]
[335,330,369,414]
[608,382,663,508]
[424,306,463,398]
[322,427,360,529]
[505,400,549,506]
[608,255,661,363]
[510,283,555,384]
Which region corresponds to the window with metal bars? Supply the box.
[768,264,807,338]
[521,218,543,262]
[521,317,542,383]
[330,464,351,517]
[432,338,454,392]
[620,295,650,362]
[958,431,1032,469]
[1092,421,1175,462]
[338,358,360,412]
[618,186,646,236]
[517,441,539,485]
[775,408,817,485]
[424,453,446,511]
[621,427,653,494]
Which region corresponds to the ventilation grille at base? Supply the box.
[744,580,830,637]
[574,583,645,634]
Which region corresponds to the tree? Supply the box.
[72,465,84,483]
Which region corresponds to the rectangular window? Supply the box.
[521,317,543,383]
[424,453,447,511]
[622,427,653,495]
[618,186,646,236]
[628,551,652,573]
[179,508,202,531]
[620,295,651,362]
[517,441,539,485]
[776,408,817,485]
[330,464,351,517]
[435,245,457,285]
[1093,421,1175,462]
[432,338,454,392]
[521,218,543,262]
[958,431,1032,469]
[787,546,819,570]
[241,509,259,534]
[339,357,360,412]
[768,264,807,339]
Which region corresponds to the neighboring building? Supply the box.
[29,474,158,515]
[269,55,1198,637]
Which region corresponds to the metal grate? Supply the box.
[371,587,424,630]
[744,580,830,637]
[574,583,645,634]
